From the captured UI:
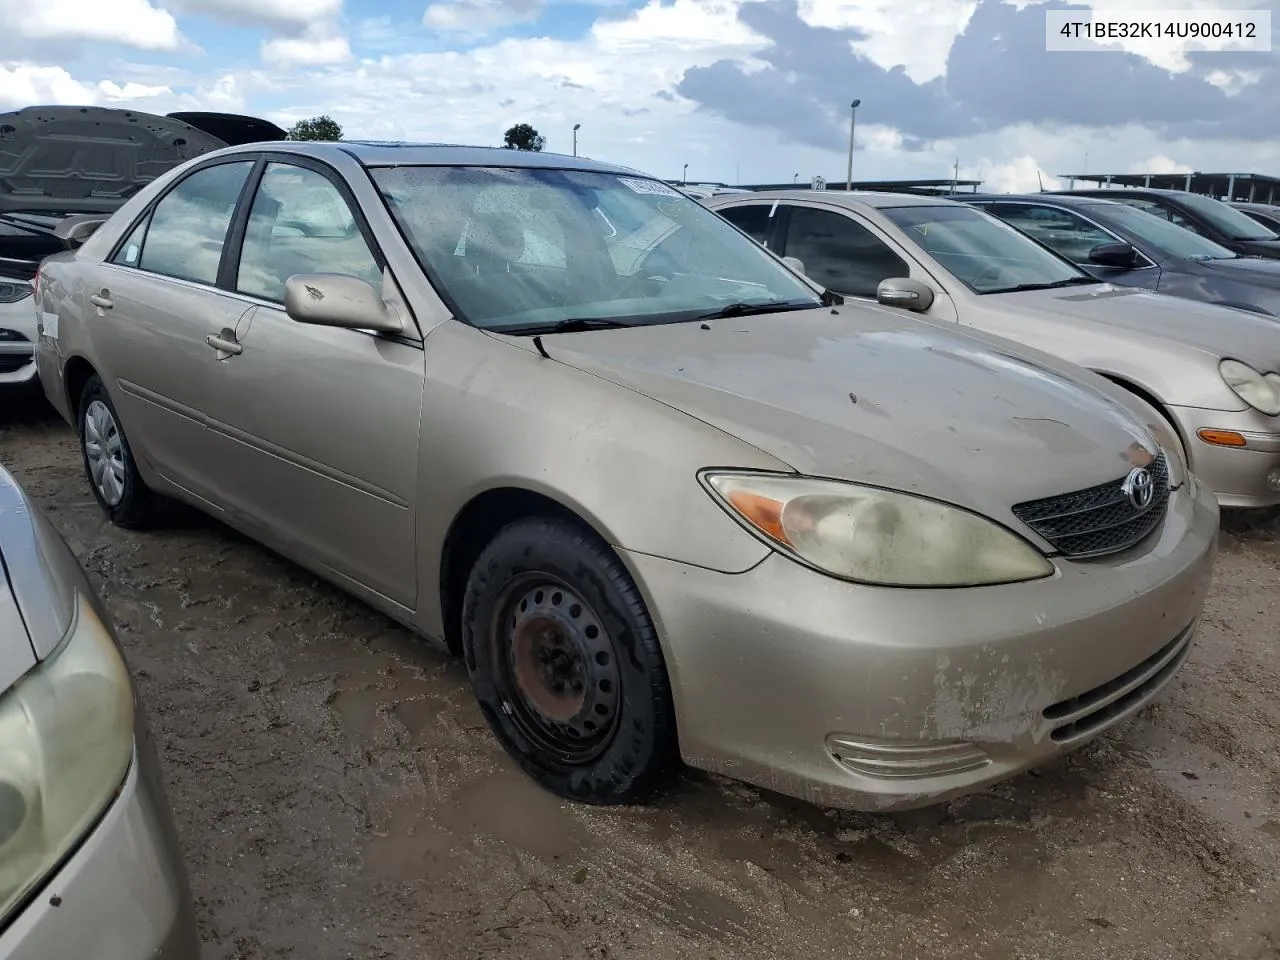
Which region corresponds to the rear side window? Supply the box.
[111,219,148,267]
[718,205,773,246]
[138,162,254,285]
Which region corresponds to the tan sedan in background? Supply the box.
[705,190,1280,509]
[32,136,1217,812]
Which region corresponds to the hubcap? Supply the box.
[84,400,126,507]
[495,576,622,763]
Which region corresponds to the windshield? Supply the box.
[880,204,1088,294]
[1095,203,1239,259]
[370,166,821,332]
[1172,192,1279,241]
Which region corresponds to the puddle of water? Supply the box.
[437,765,586,862]
[363,803,459,882]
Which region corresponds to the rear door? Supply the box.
[84,158,257,498]
[194,157,425,608]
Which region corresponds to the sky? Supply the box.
[1,0,1277,192]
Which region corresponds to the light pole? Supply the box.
[682,162,688,184]
[572,123,580,157]
[793,172,799,184]
[845,98,861,192]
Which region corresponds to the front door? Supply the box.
[84,159,256,497]
[194,159,425,608]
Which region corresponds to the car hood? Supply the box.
[992,283,1280,362]
[1194,255,1280,289]
[1236,239,1280,260]
[0,106,237,214]
[537,306,1158,525]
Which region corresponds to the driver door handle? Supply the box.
[205,333,243,356]
[89,294,113,309]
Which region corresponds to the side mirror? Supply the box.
[876,277,935,312]
[781,256,806,276]
[53,215,106,248]
[283,273,403,334]
[1088,242,1139,268]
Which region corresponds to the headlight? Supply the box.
[702,472,1055,587]
[1220,359,1280,416]
[0,594,134,923]
[0,279,33,304]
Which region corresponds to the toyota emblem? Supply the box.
[1121,466,1155,511]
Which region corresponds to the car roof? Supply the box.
[1048,187,1187,199]
[963,193,1125,208]
[1230,200,1280,214]
[223,140,649,176]
[707,188,958,210]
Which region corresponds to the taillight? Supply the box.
[31,266,40,301]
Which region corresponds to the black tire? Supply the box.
[462,517,678,804]
[77,375,155,529]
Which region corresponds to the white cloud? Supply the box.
[97,80,172,99]
[262,25,352,66]
[167,0,341,30]
[424,0,543,32]
[796,0,979,83]
[0,0,183,50]
[959,155,1058,193]
[0,65,98,110]
[1126,155,1192,175]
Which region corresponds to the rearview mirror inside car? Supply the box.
[876,277,935,313]
[781,256,806,275]
[1088,242,1139,269]
[283,273,404,334]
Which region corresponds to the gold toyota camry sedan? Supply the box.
[28,130,1218,811]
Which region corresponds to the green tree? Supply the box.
[286,115,343,141]
[502,123,546,151]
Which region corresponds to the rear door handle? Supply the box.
[89,294,113,309]
[205,334,243,356]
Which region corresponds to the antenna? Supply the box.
[1037,169,1045,192]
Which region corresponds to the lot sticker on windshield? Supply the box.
[618,177,682,198]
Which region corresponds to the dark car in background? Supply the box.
[1232,201,1280,234]
[963,193,1280,318]
[1055,187,1280,260]
[0,106,284,390]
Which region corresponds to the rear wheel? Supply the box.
[77,375,155,528]
[461,517,677,804]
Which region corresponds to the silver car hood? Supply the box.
[540,305,1156,522]
[992,284,1280,364]
[0,106,230,214]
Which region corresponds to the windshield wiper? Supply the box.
[502,317,639,335]
[694,299,820,321]
[985,277,1098,294]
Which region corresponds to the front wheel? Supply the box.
[77,375,155,528]
[461,517,678,804]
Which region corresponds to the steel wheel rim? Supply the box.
[84,400,126,507]
[491,573,623,764]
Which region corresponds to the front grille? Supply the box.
[1043,620,1195,743]
[0,353,32,373]
[1011,453,1169,558]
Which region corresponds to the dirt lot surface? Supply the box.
[4,393,1280,960]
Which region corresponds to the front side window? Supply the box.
[990,204,1122,264]
[372,166,820,332]
[1171,192,1279,241]
[782,206,908,297]
[1093,202,1239,260]
[236,163,383,303]
[138,161,253,285]
[881,204,1089,294]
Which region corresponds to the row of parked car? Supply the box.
[0,104,1275,956]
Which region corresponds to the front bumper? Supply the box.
[0,298,37,387]
[1170,403,1280,508]
[628,480,1219,812]
[0,740,200,960]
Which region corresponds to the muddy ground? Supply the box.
[4,393,1280,960]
